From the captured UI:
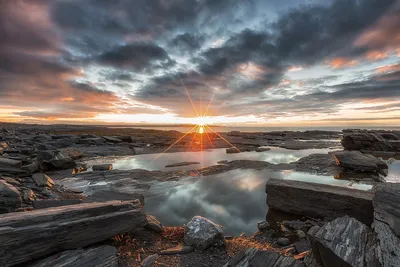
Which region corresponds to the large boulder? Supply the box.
[0,180,22,213]
[307,216,377,267]
[333,151,388,174]
[39,151,76,170]
[184,216,225,250]
[372,183,400,267]
[342,130,400,152]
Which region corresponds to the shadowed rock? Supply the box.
[184,216,226,250]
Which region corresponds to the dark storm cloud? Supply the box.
[170,33,205,52]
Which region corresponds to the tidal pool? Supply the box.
[144,168,372,236]
[86,147,338,171]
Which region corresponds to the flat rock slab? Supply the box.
[266,179,374,225]
[0,199,146,266]
[0,158,22,168]
[165,161,200,168]
[92,164,113,171]
[27,245,118,267]
[307,216,370,267]
[224,248,305,267]
[33,199,83,209]
[333,151,388,173]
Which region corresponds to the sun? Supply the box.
[198,125,204,134]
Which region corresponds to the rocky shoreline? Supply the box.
[1,123,399,266]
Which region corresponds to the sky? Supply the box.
[1,0,400,126]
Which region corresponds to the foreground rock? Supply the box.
[372,183,400,266]
[342,130,400,152]
[32,173,55,187]
[0,199,146,266]
[27,245,118,267]
[224,248,305,267]
[333,151,388,174]
[184,216,226,250]
[266,179,374,225]
[0,180,22,213]
[307,216,372,267]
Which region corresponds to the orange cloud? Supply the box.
[375,63,400,74]
[328,58,358,68]
[364,50,388,61]
[287,66,303,72]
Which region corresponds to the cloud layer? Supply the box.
[1,0,399,125]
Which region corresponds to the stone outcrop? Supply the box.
[224,248,305,267]
[0,199,146,266]
[0,180,22,213]
[342,130,400,152]
[266,179,374,225]
[32,173,54,187]
[333,151,388,174]
[27,245,118,267]
[184,216,226,250]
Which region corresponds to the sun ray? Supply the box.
[205,130,215,148]
[179,77,199,117]
[152,125,198,161]
[205,125,241,152]
[188,125,199,150]
[202,92,215,117]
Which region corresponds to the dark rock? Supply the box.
[118,136,134,143]
[255,147,271,152]
[32,173,54,187]
[296,230,306,239]
[37,150,56,162]
[3,177,20,186]
[22,161,40,174]
[35,143,58,151]
[56,138,74,148]
[266,179,374,225]
[103,136,123,143]
[0,180,22,212]
[226,147,240,154]
[294,239,311,254]
[307,216,372,267]
[40,151,76,170]
[165,161,200,168]
[33,199,83,209]
[0,158,22,168]
[277,237,291,247]
[342,130,400,152]
[257,221,270,231]
[22,189,36,203]
[27,245,118,267]
[77,137,105,145]
[144,215,163,233]
[184,216,226,250]
[333,151,388,174]
[217,160,229,164]
[224,248,305,267]
[92,164,113,171]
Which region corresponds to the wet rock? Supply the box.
[118,136,134,143]
[27,245,118,267]
[92,164,113,171]
[257,221,270,231]
[0,180,22,212]
[32,173,54,187]
[333,151,388,174]
[294,239,311,254]
[103,136,122,143]
[22,161,40,174]
[255,147,271,152]
[226,147,240,154]
[307,216,371,267]
[224,248,305,267]
[266,179,374,225]
[342,130,400,152]
[165,161,200,168]
[140,254,159,267]
[0,158,22,168]
[159,245,194,255]
[217,160,229,164]
[277,237,291,247]
[290,153,343,175]
[56,138,74,148]
[77,137,105,145]
[184,216,226,250]
[144,215,163,233]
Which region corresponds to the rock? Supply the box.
[372,183,400,267]
[226,147,240,154]
[294,239,311,254]
[0,180,22,212]
[140,254,159,267]
[239,233,248,238]
[0,158,22,168]
[0,199,146,266]
[22,189,36,203]
[144,215,163,233]
[48,151,76,169]
[27,245,118,267]
[307,216,372,267]
[103,136,123,143]
[118,136,134,143]
[77,137,105,145]
[165,161,200,168]
[277,237,291,247]
[33,199,83,209]
[255,147,271,152]
[184,216,226,250]
[224,248,305,267]
[92,164,113,171]
[56,138,74,148]
[217,160,229,164]
[333,151,388,174]
[32,173,54,187]
[342,130,400,152]
[62,148,83,160]
[22,161,39,174]
[35,143,58,151]
[159,245,194,255]
[3,177,20,186]
[296,230,306,239]
[266,179,374,225]
[257,221,270,231]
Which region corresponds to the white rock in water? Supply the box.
[184,216,225,250]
